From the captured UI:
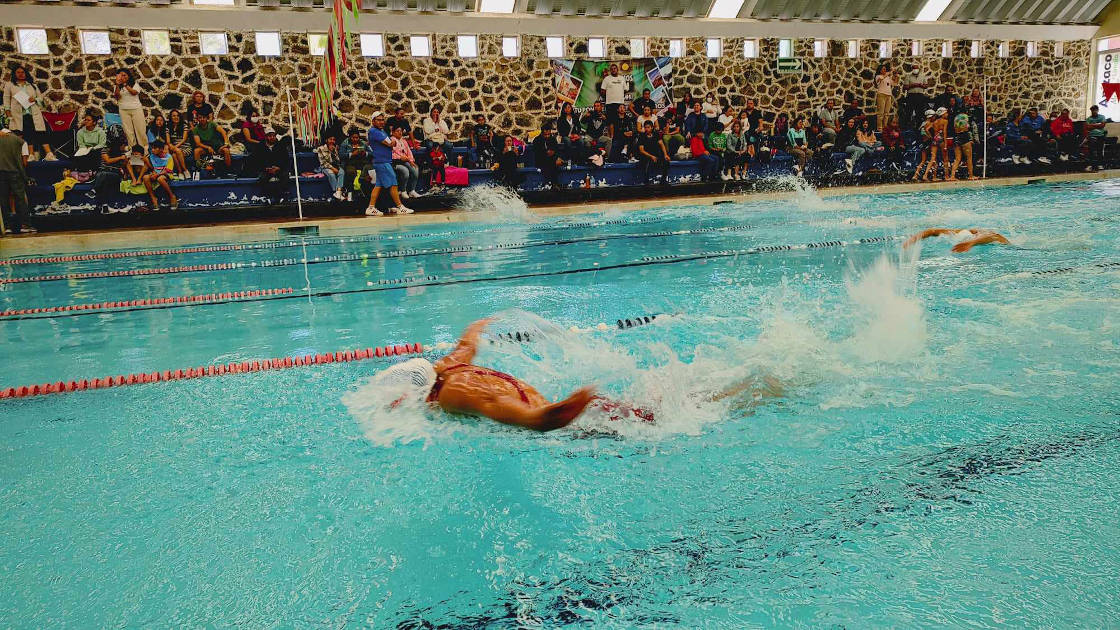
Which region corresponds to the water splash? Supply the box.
[454,184,534,223]
[842,252,927,363]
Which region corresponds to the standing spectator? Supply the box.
[701,92,721,124]
[315,135,345,200]
[490,135,525,189]
[390,126,420,199]
[901,63,930,129]
[706,122,728,179]
[600,64,628,126]
[191,111,232,173]
[235,102,267,173]
[112,69,147,150]
[3,66,55,161]
[635,121,670,186]
[873,63,898,132]
[532,124,565,190]
[422,107,456,164]
[689,131,718,181]
[365,111,411,215]
[948,110,977,180]
[555,103,585,161]
[683,101,708,138]
[143,140,179,209]
[631,89,656,118]
[74,113,107,172]
[256,127,290,199]
[581,101,613,159]
[340,128,371,201]
[86,137,128,207]
[428,144,448,189]
[469,114,497,168]
[1084,105,1110,171]
[725,120,750,179]
[185,91,213,124]
[786,117,813,175]
[1050,109,1077,161]
[1019,107,1050,164]
[166,109,192,176]
[817,98,840,148]
[611,104,636,162]
[661,116,686,158]
[0,128,31,233]
[963,88,984,121]
[385,107,413,140]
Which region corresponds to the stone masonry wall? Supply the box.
[0,27,1091,140]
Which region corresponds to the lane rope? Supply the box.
[0,288,294,317]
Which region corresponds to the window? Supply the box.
[142,30,171,55]
[669,39,684,58]
[779,39,794,58]
[360,33,384,57]
[501,35,520,57]
[193,0,235,4]
[970,40,982,58]
[1026,41,1039,57]
[1053,41,1064,57]
[410,35,431,57]
[998,41,1009,57]
[545,36,564,58]
[811,39,825,57]
[743,39,759,58]
[308,33,328,56]
[706,38,721,58]
[588,37,605,58]
[16,28,48,55]
[914,0,952,22]
[80,30,111,55]
[630,37,646,58]
[255,31,281,56]
[708,0,744,18]
[478,0,515,11]
[1099,36,1120,52]
[199,32,228,55]
[846,39,859,58]
[458,35,478,58]
[941,40,952,57]
[911,40,922,56]
[879,40,892,58]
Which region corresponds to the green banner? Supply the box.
[551,58,674,112]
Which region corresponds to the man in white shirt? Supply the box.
[902,63,930,129]
[817,98,839,147]
[600,64,628,126]
[421,107,457,166]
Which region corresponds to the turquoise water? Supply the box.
[1,180,1118,627]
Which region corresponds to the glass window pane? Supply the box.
[142,30,171,55]
[779,39,794,58]
[911,40,922,56]
[360,33,384,57]
[630,37,645,58]
[942,40,953,57]
[743,39,758,58]
[879,41,891,58]
[1053,41,1064,57]
[16,28,48,55]
[410,35,431,57]
[502,36,519,57]
[199,32,228,56]
[458,35,478,58]
[546,36,564,58]
[255,32,281,56]
[813,39,827,58]
[81,30,111,55]
[669,39,684,58]
[970,40,982,57]
[846,40,858,58]
[479,0,515,11]
[706,38,721,58]
[588,37,605,58]
[308,33,328,56]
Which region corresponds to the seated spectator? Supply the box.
[126,144,149,193]
[86,138,128,206]
[933,86,959,112]
[881,115,904,164]
[690,132,718,181]
[786,117,813,175]
[706,122,728,180]
[661,116,686,158]
[556,103,586,161]
[340,128,371,201]
[838,117,861,174]
[184,91,213,125]
[532,124,565,190]
[316,135,345,201]
[717,106,735,131]
[385,107,413,140]
[469,114,498,168]
[818,98,840,148]
[1050,109,1077,161]
[683,101,708,138]
[1003,108,1031,164]
[256,127,289,196]
[74,113,107,172]
[147,112,188,177]
[318,94,345,145]
[581,101,612,159]
[611,104,636,162]
[841,94,864,126]
[167,109,192,177]
[770,112,790,153]
[675,94,697,121]
[964,88,984,121]
[701,92,721,124]
[490,135,525,189]
[1019,107,1050,164]
[948,111,976,181]
[631,89,656,118]
[143,140,179,209]
[635,120,670,186]
[725,120,750,179]
[422,107,456,165]
[741,100,764,143]
[236,102,267,172]
[191,112,232,173]
[1084,105,1110,171]
[636,105,660,135]
[390,125,420,199]
[428,143,448,189]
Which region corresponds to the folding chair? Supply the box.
[42,110,78,157]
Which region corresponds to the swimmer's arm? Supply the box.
[951,232,1009,253]
[434,317,493,370]
[903,228,956,248]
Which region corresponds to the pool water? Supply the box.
[1,180,1118,627]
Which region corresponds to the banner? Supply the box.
[551,58,674,112]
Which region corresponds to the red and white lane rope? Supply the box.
[0,288,294,317]
[0,263,241,285]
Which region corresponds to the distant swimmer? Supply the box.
[903,228,1010,253]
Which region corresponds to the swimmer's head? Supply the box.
[372,358,437,408]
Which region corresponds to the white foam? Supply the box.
[454,184,534,223]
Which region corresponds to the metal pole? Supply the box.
[286,88,304,221]
[982,75,988,180]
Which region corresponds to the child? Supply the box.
[429,144,447,188]
[127,144,148,190]
[144,140,179,209]
[689,132,718,182]
[706,122,728,180]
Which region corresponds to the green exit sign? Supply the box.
[776,58,803,74]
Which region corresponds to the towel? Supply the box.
[53,176,78,202]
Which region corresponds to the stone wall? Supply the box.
[0,27,1091,140]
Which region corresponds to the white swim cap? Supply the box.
[373,358,437,396]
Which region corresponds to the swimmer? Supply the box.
[903,228,1010,253]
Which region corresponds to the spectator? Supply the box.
[945,95,963,119]
[185,91,213,125]
[635,120,670,186]
[707,122,728,179]
[113,69,147,150]
[661,116,686,158]
[631,89,656,118]
[428,143,448,189]
[236,102,267,172]
[841,94,864,125]
[0,127,31,233]
[191,111,232,173]
[167,109,192,176]
[786,117,813,175]
[532,124,565,190]
[675,94,697,122]
[818,98,840,148]
[126,144,149,195]
[611,104,636,162]
[143,140,179,209]
[422,107,456,164]
[74,113,107,172]
[490,135,525,189]
[340,128,371,202]
[1084,105,1110,171]
[1019,107,1050,164]
[963,88,984,120]
[771,112,790,153]
[1050,109,1077,161]
[726,120,750,179]
[933,86,959,112]
[701,92,721,124]
[86,138,128,207]
[881,115,904,165]
[948,110,976,180]
[256,127,290,199]
[3,65,55,161]
[385,107,413,140]
[1003,109,1029,165]
[390,126,420,199]
[365,111,412,216]
[315,135,345,201]
[912,109,936,182]
[901,63,930,129]
[873,63,898,132]
[581,101,613,159]
[318,94,345,145]
[837,117,861,174]
[600,64,628,125]
[717,105,735,131]
[556,103,585,161]
[636,105,659,134]
[690,131,718,181]
[683,101,708,138]
[469,114,497,168]
[741,100,764,141]
[147,112,188,177]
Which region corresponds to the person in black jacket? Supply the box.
[257,127,290,198]
[490,135,525,189]
[532,124,565,190]
[580,100,613,160]
[610,104,636,163]
[555,102,586,161]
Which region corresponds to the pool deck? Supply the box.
[2,169,1116,257]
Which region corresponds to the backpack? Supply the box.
[953,113,970,133]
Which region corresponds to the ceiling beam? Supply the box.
[939,0,970,21]
[1018,0,1050,22]
[1048,0,1084,23]
[1069,0,1106,23]
[737,0,761,18]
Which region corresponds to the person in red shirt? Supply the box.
[1049,109,1076,161]
[428,144,447,187]
[690,132,718,181]
[881,115,904,167]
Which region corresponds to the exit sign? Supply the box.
[776,58,803,74]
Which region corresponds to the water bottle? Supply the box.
[193,171,199,181]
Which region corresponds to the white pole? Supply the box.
[286,87,304,222]
[982,75,988,180]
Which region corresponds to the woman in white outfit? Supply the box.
[3,65,55,161]
[112,69,147,149]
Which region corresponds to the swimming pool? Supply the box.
[2,179,1117,627]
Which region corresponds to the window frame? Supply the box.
[360,33,385,57]
[79,29,112,56]
[142,29,172,56]
[846,39,859,59]
[410,34,432,58]
[198,31,229,56]
[813,39,828,58]
[779,38,795,59]
[630,37,646,58]
[998,41,1010,58]
[911,40,923,56]
[668,38,685,58]
[457,34,479,58]
[15,27,49,55]
[878,40,892,58]
[308,32,329,57]
[587,37,606,59]
[501,35,520,58]
[1053,41,1064,58]
[705,37,722,59]
[941,40,953,58]
[1026,41,1039,58]
[255,31,282,57]
[743,38,759,58]
[970,40,982,58]
[545,36,565,58]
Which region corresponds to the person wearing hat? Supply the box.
[256,126,290,198]
[912,109,938,182]
[365,111,412,216]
